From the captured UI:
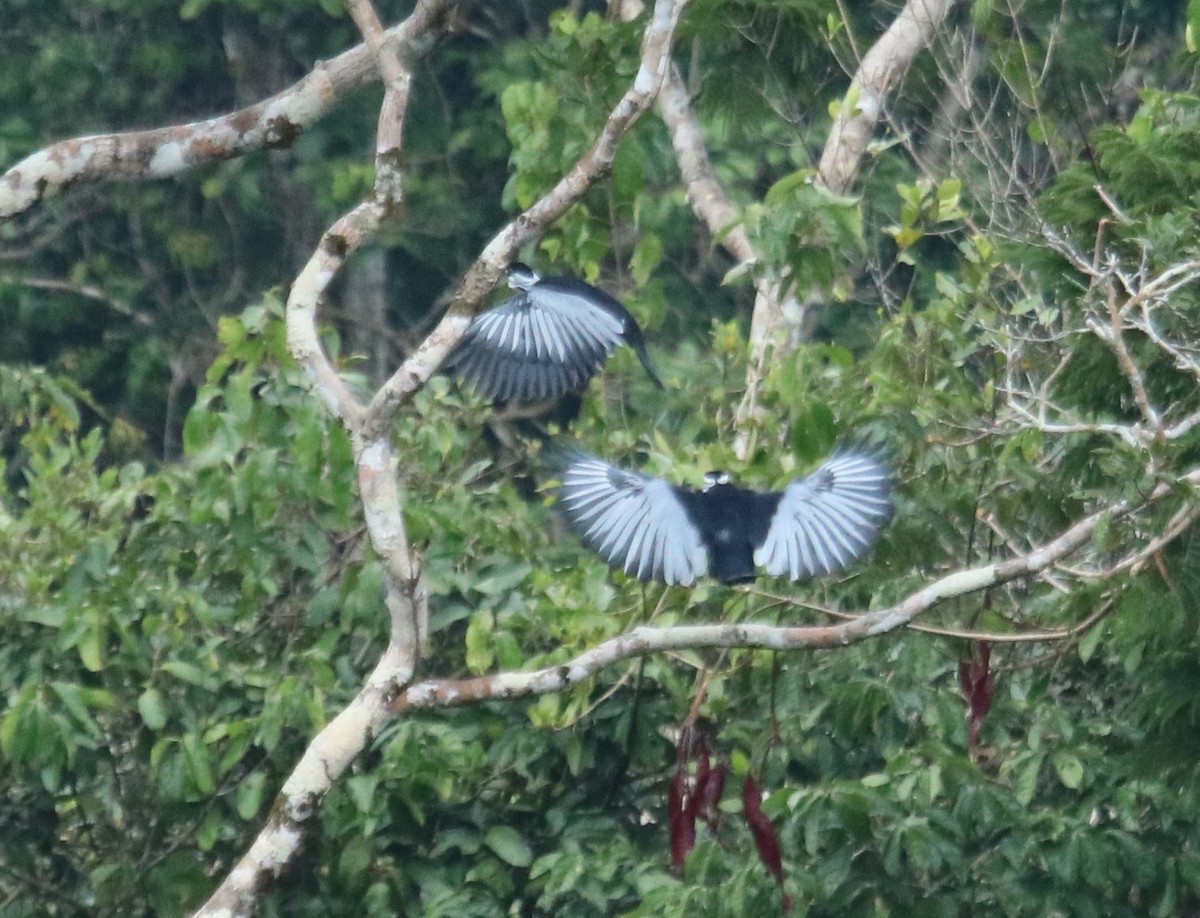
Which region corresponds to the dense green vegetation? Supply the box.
[3,1,1200,915]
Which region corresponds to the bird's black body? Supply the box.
[675,478,779,584]
[555,452,892,586]
[447,263,663,402]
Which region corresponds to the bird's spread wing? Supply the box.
[556,454,708,586]
[753,453,892,580]
[450,288,624,401]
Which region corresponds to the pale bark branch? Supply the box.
[648,53,792,460]
[0,275,155,326]
[730,0,956,456]
[819,0,959,195]
[391,471,1197,714]
[0,0,454,221]
[753,591,1117,644]
[197,4,690,913]
[194,3,440,915]
[654,62,754,263]
[1023,225,1200,450]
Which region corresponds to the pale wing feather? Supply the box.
[452,289,623,400]
[558,456,708,586]
[753,453,892,580]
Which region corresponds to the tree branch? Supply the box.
[648,52,793,460]
[819,0,959,195]
[391,472,1196,714]
[730,0,956,455]
[0,0,454,221]
[194,3,438,914]
[198,4,690,913]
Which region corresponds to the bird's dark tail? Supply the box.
[628,336,665,389]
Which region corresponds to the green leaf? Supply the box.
[485,825,533,867]
[1016,754,1043,806]
[162,661,213,689]
[474,563,532,596]
[764,169,814,206]
[630,233,664,287]
[77,626,105,673]
[236,772,267,821]
[138,688,169,731]
[1053,752,1084,790]
[49,682,99,736]
[1077,621,1106,663]
[465,610,495,673]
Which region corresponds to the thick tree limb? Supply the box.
[392,471,1198,713]
[726,0,958,457]
[654,62,754,264]
[650,54,797,460]
[613,3,783,459]
[0,0,454,221]
[819,0,959,195]
[723,0,958,455]
[198,4,689,914]
[194,4,437,915]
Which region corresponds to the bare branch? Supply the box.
[0,0,454,221]
[192,644,412,918]
[649,52,793,460]
[195,5,440,914]
[819,0,959,195]
[654,62,754,264]
[197,6,691,913]
[1088,280,1161,434]
[392,472,1197,714]
[725,0,955,454]
[755,590,1117,643]
[0,275,155,326]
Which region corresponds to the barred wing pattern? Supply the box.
[557,456,708,586]
[753,453,893,580]
[451,288,625,401]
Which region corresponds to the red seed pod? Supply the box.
[668,760,696,871]
[699,763,727,829]
[742,773,792,913]
[959,642,995,756]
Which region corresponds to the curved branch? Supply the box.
[729,0,956,454]
[656,62,755,264]
[196,5,438,916]
[192,644,411,918]
[203,5,690,914]
[392,474,1195,713]
[622,23,790,461]
[0,0,454,221]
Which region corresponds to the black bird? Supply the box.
[447,263,664,402]
[555,451,892,586]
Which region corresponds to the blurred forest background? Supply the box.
[5,0,1200,915]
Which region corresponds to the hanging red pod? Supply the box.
[742,772,793,913]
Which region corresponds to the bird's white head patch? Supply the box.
[702,471,733,491]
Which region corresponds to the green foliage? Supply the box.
[5,1,1200,916]
[0,302,367,914]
